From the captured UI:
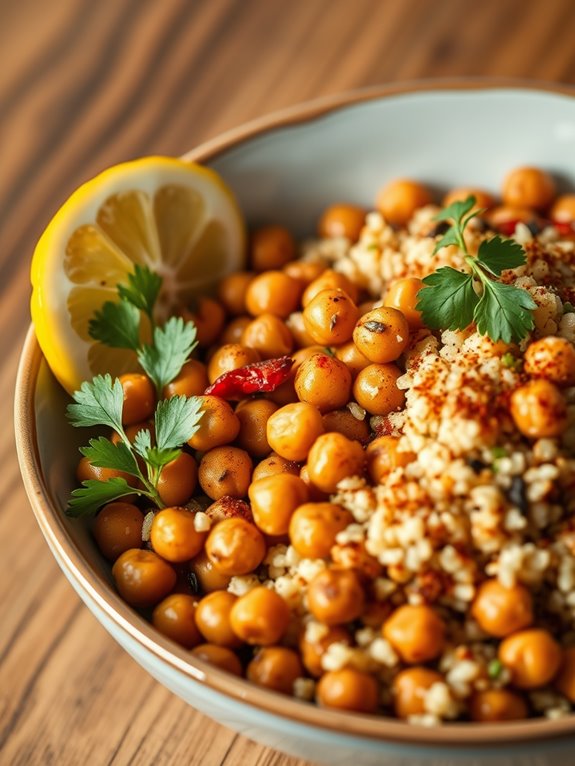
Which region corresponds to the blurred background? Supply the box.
[1,1,575,764]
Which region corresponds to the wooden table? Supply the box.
[2,1,575,764]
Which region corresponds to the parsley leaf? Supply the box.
[154,395,203,451]
[80,436,140,476]
[67,477,139,517]
[417,268,479,330]
[433,195,476,224]
[89,299,141,350]
[117,264,162,320]
[474,279,536,343]
[67,375,125,434]
[138,317,198,393]
[433,227,461,254]
[477,236,526,276]
[133,427,181,470]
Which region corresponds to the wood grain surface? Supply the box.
[1,1,575,764]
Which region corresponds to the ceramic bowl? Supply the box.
[16,81,575,766]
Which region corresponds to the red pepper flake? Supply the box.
[204,355,294,399]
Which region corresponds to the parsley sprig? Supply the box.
[416,196,537,343]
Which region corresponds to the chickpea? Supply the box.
[236,398,278,458]
[162,359,209,399]
[249,474,309,536]
[316,669,378,713]
[306,568,365,625]
[112,548,176,608]
[152,593,202,649]
[207,343,261,384]
[299,464,329,502]
[524,336,575,387]
[247,646,304,694]
[195,591,242,648]
[241,313,294,359]
[471,579,533,638]
[188,395,240,451]
[322,408,370,444]
[76,456,138,489]
[499,629,562,688]
[376,179,432,227]
[284,259,327,288]
[183,297,226,347]
[302,269,359,306]
[302,288,359,346]
[266,401,325,462]
[289,502,353,559]
[299,625,351,677]
[510,379,567,438]
[383,604,445,664]
[150,506,206,563]
[383,278,424,331]
[285,311,316,348]
[230,586,290,645]
[217,271,254,315]
[469,689,528,722]
[318,203,367,242]
[366,436,415,483]
[245,271,302,318]
[306,432,365,493]
[219,315,252,345]
[353,363,405,416]
[198,446,253,500]
[205,517,266,575]
[392,667,444,719]
[157,452,198,507]
[204,495,253,525]
[555,646,575,703]
[250,225,296,272]
[353,307,409,364]
[502,166,556,211]
[93,502,144,561]
[295,353,352,413]
[189,549,231,593]
[442,187,494,212]
[551,193,575,223]
[119,373,156,425]
[334,341,371,378]
[251,452,300,482]
[192,643,243,676]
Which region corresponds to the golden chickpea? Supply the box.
[266,401,325,461]
[322,408,370,444]
[195,591,242,648]
[555,646,575,703]
[230,586,290,645]
[299,464,330,502]
[93,502,144,561]
[376,179,433,227]
[156,452,198,507]
[289,502,353,559]
[247,646,304,694]
[162,359,209,399]
[318,203,367,242]
[284,259,327,288]
[334,341,371,378]
[353,363,405,416]
[236,398,278,458]
[306,432,365,493]
[150,506,206,563]
[119,373,156,425]
[551,193,575,223]
[469,689,528,722]
[383,278,425,331]
[392,667,444,719]
[219,315,252,345]
[499,629,562,689]
[294,353,352,413]
[286,311,316,348]
[302,269,359,306]
[241,313,294,359]
[302,288,359,346]
[152,593,202,649]
[471,579,533,638]
[383,604,445,664]
[192,643,243,676]
[251,452,300,482]
[184,297,226,347]
[207,343,261,384]
[217,271,254,316]
[366,436,415,483]
[502,166,556,211]
[299,625,351,677]
[316,669,378,713]
[198,446,253,500]
[510,379,567,438]
[250,225,296,272]
[249,474,309,536]
[204,495,253,525]
[306,568,365,625]
[112,548,176,608]
[189,549,231,593]
[187,395,240,451]
[524,336,575,387]
[245,271,302,318]
[442,187,494,212]
[353,307,410,363]
[205,517,266,575]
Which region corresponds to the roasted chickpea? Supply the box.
[383,278,425,331]
[471,579,533,638]
[183,297,226,347]
[392,667,444,719]
[289,502,353,559]
[295,353,352,413]
[383,604,445,664]
[219,315,252,345]
[266,401,325,461]
[353,363,405,416]
[299,464,329,502]
[205,517,266,575]
[502,166,556,211]
[207,343,261,384]
[555,646,575,703]
[162,359,209,399]
[152,593,202,648]
[157,452,198,507]
[551,194,575,223]
[285,311,316,348]
[302,288,359,346]
[93,502,144,561]
[316,669,378,713]
[150,506,206,563]
[112,548,176,608]
[192,643,243,676]
[366,436,415,482]
[284,259,327,288]
[306,432,365,493]
[353,307,409,363]
[376,179,432,227]
[306,567,365,625]
[499,629,562,688]
[189,549,231,593]
[236,398,278,457]
[247,646,304,694]
[249,473,309,535]
[302,269,359,306]
[251,452,300,482]
[241,313,294,359]
[442,187,494,212]
[195,591,241,647]
[217,271,254,315]
[469,689,528,722]
[250,225,296,272]
[322,408,370,444]
[198,446,253,500]
[299,625,351,677]
[510,379,567,438]
[318,203,367,242]
[188,395,240,451]
[76,456,138,489]
[230,586,290,645]
[119,373,156,425]
[245,271,302,318]
[524,336,575,387]
[204,495,253,525]
[334,341,371,378]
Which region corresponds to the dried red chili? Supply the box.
[204,355,294,399]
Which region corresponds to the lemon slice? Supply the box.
[31,156,245,394]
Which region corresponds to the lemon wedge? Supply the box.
[31,156,245,394]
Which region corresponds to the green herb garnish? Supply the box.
[487,658,503,679]
[416,196,537,343]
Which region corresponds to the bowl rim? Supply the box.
[16,79,575,749]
